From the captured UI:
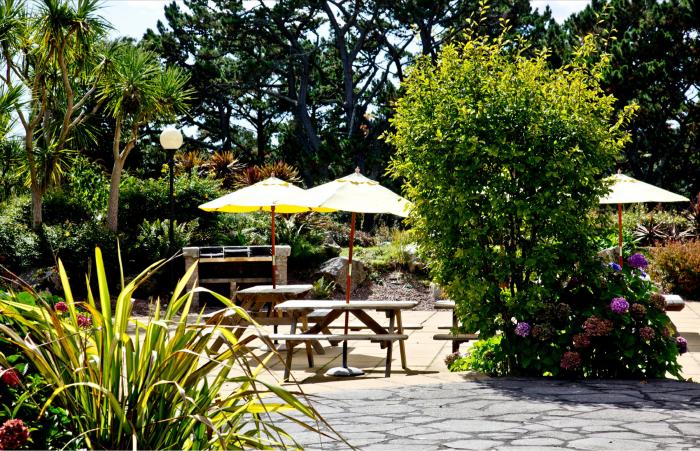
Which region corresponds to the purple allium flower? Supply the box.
[55,301,68,312]
[573,333,591,349]
[515,322,531,337]
[630,303,647,320]
[677,336,688,354]
[0,368,20,387]
[560,351,582,371]
[639,326,655,341]
[0,419,30,450]
[610,297,630,314]
[627,253,649,269]
[609,262,622,272]
[77,314,92,329]
[583,316,614,337]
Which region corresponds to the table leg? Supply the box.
[452,310,459,353]
[301,314,314,367]
[396,310,407,370]
[385,311,395,377]
[283,315,298,382]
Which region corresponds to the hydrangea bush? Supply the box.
[451,253,685,378]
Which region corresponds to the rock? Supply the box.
[18,266,60,292]
[405,243,425,272]
[597,246,620,263]
[430,282,447,300]
[316,257,367,293]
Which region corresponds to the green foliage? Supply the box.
[0,197,41,271]
[387,27,637,374]
[449,260,683,378]
[119,172,223,236]
[310,277,336,299]
[132,218,197,263]
[650,240,700,299]
[0,249,324,449]
[618,204,696,246]
[448,336,506,376]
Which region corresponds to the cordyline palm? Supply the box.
[99,44,192,232]
[0,0,109,229]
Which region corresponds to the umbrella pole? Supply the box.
[271,206,276,289]
[342,212,356,369]
[618,203,623,267]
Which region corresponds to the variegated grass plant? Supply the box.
[0,248,331,449]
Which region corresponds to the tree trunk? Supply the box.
[31,184,42,230]
[107,158,125,232]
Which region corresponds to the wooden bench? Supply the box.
[264,333,408,380]
[433,300,479,352]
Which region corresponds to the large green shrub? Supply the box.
[387,26,637,375]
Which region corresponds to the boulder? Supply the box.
[316,257,367,293]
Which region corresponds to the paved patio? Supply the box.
[252,303,700,393]
[246,302,700,449]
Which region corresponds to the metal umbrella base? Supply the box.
[325,366,364,377]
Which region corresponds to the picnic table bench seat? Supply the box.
[432,299,479,352]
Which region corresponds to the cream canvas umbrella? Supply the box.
[600,173,689,266]
[199,176,333,287]
[301,168,412,376]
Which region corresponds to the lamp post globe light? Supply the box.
[160,128,183,291]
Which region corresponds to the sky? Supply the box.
[102,0,591,40]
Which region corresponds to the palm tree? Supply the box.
[98,43,191,232]
[0,0,109,229]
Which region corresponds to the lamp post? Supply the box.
[160,128,183,290]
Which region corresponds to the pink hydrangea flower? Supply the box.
[0,368,20,388]
[55,301,68,312]
[0,419,30,450]
[77,314,92,329]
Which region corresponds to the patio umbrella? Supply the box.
[599,173,689,266]
[199,176,333,287]
[302,168,412,376]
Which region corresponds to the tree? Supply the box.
[387,27,635,372]
[98,43,191,232]
[563,0,700,195]
[0,0,109,229]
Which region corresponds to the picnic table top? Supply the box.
[236,284,313,295]
[275,299,419,311]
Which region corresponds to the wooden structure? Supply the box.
[433,300,478,353]
[182,245,291,307]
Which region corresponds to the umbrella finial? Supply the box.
[355,167,360,174]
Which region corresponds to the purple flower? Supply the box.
[677,336,688,354]
[639,326,655,340]
[610,297,629,314]
[515,322,531,337]
[627,253,649,269]
[609,262,622,271]
[560,351,582,371]
[55,301,68,313]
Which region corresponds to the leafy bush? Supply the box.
[650,240,700,299]
[449,255,684,378]
[119,172,223,236]
[0,249,325,449]
[447,336,506,376]
[387,25,637,375]
[620,204,696,246]
[42,221,118,284]
[132,218,198,262]
[0,196,40,272]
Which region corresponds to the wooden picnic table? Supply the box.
[270,300,418,379]
[207,284,313,352]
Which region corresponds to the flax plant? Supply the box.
[0,248,325,449]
